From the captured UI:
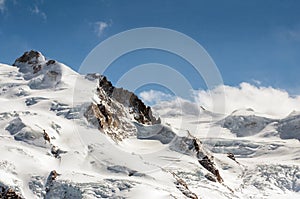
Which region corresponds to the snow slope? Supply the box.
[0,51,299,199]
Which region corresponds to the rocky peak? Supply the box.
[84,75,160,142]
[13,50,45,66]
[12,50,62,89]
[13,50,47,75]
[98,75,160,125]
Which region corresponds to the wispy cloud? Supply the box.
[276,26,300,42]
[251,79,261,85]
[94,21,111,37]
[0,0,6,13]
[286,29,300,41]
[30,5,47,21]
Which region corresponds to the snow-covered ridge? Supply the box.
[220,108,300,140]
[0,51,299,198]
[12,50,77,89]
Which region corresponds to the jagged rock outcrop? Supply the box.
[45,170,58,194]
[199,156,223,183]
[189,134,224,183]
[0,185,23,199]
[171,172,198,199]
[13,50,45,70]
[84,75,160,141]
[98,76,159,124]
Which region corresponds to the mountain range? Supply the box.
[0,51,299,199]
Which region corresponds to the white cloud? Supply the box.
[94,21,110,37]
[140,90,205,117]
[153,97,202,117]
[0,0,5,13]
[31,5,47,21]
[139,90,174,105]
[194,82,300,118]
[142,83,300,119]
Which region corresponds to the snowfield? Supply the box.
[0,51,299,199]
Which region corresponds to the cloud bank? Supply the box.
[140,82,300,118]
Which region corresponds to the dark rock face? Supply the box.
[189,135,224,183]
[13,50,42,65]
[0,185,23,199]
[84,75,161,141]
[199,156,223,183]
[98,76,160,125]
[172,172,198,199]
[46,60,56,66]
[13,50,45,75]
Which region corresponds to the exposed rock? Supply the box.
[193,138,200,152]
[46,60,56,66]
[199,156,223,183]
[98,75,160,125]
[84,103,127,141]
[13,50,45,67]
[51,145,67,159]
[171,172,198,199]
[43,130,51,143]
[227,152,236,161]
[204,173,217,182]
[84,75,160,142]
[45,170,59,194]
[0,184,23,199]
[12,50,62,89]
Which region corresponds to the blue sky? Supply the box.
[1,0,300,95]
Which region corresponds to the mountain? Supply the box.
[0,51,299,199]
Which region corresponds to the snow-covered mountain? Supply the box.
[0,51,299,199]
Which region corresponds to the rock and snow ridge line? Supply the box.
[0,50,226,198]
[0,50,299,198]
